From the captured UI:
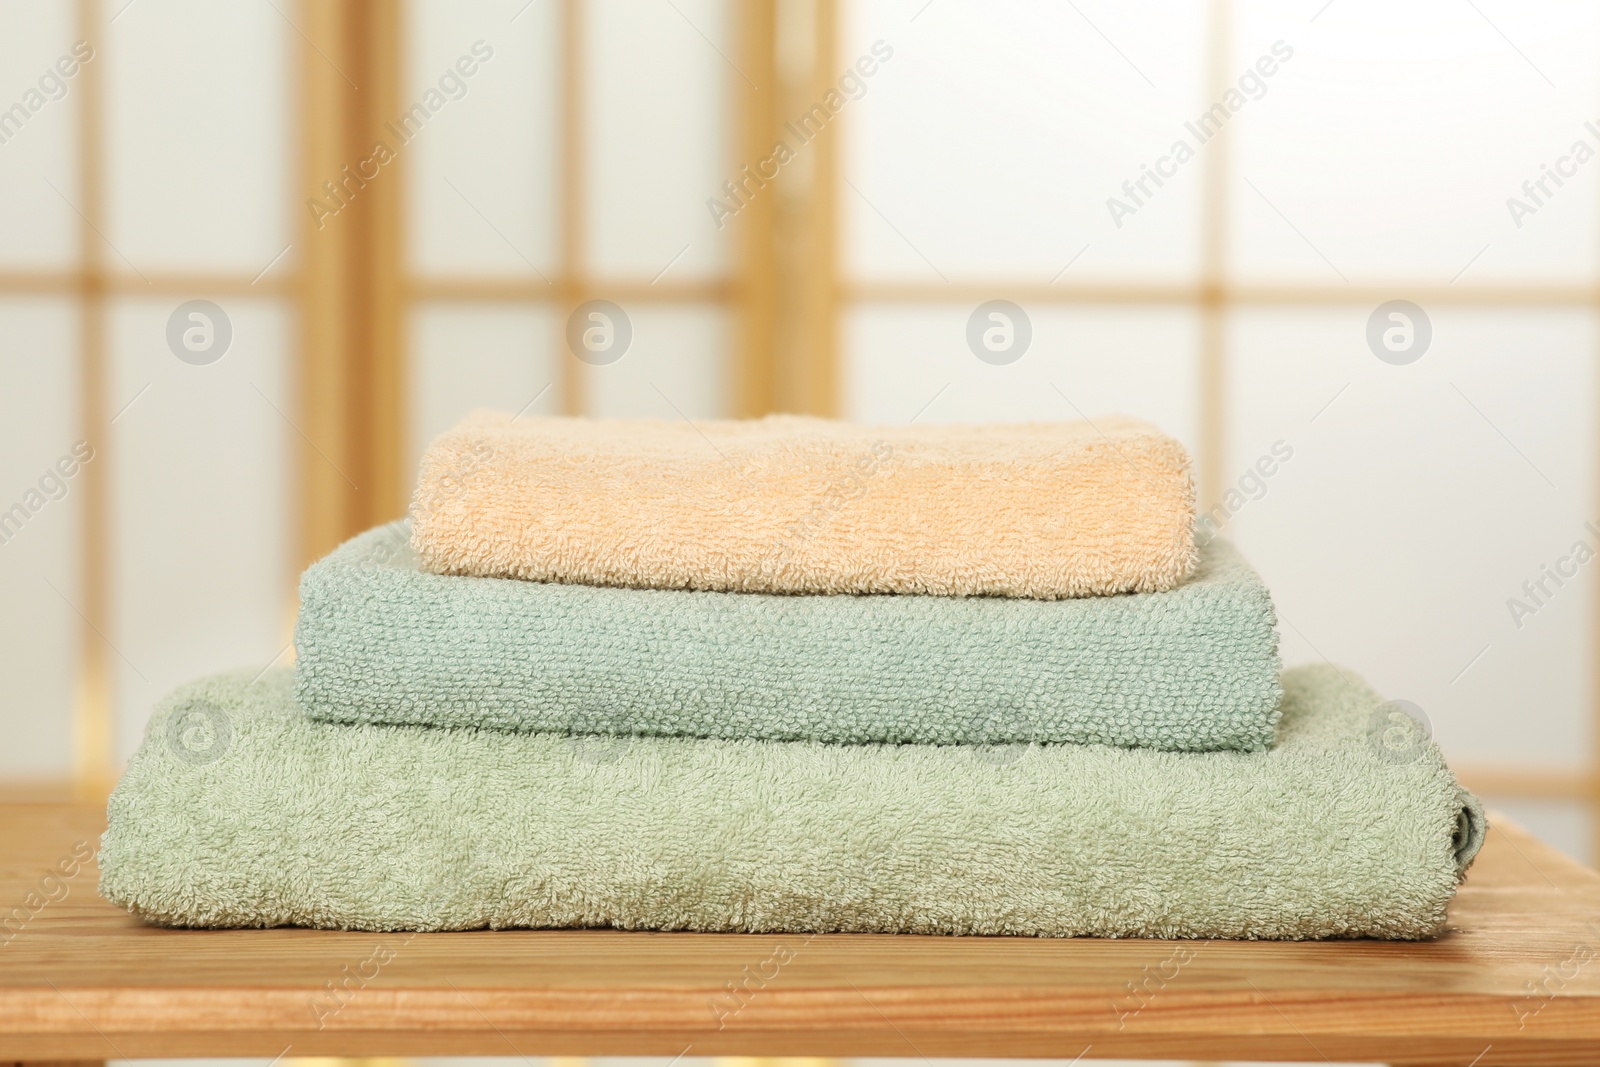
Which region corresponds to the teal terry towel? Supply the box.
[100,665,1483,939]
[294,521,1283,751]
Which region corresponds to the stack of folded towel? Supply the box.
[100,412,1485,940]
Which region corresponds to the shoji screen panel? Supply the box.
[107,299,293,764]
[838,0,1600,865]
[404,0,562,476]
[0,4,79,274]
[407,305,560,475]
[1225,307,1598,859]
[839,0,1207,447]
[0,301,81,779]
[1230,0,1600,286]
[0,0,297,780]
[407,0,560,280]
[842,0,1209,284]
[584,305,731,420]
[0,4,83,780]
[1223,0,1600,862]
[580,0,732,420]
[102,0,295,765]
[405,0,734,460]
[844,305,1201,451]
[585,0,731,283]
[104,0,291,272]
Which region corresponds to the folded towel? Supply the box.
[410,412,1197,598]
[101,665,1483,939]
[296,521,1282,751]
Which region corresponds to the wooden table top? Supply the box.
[2,800,1598,1066]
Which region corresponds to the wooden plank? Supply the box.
[1195,0,1231,513]
[800,0,839,418]
[295,0,358,571]
[4,271,1599,309]
[732,0,778,418]
[408,277,729,304]
[557,0,585,417]
[841,281,1600,306]
[1458,766,1596,802]
[71,0,111,796]
[730,0,837,419]
[0,273,293,296]
[345,0,407,529]
[294,0,408,568]
[1592,138,1600,874]
[1,802,1597,1062]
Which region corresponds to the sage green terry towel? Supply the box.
[294,521,1282,751]
[100,665,1483,939]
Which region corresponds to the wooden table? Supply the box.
[2,800,1599,1067]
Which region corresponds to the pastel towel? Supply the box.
[296,521,1282,751]
[100,665,1484,939]
[410,412,1197,598]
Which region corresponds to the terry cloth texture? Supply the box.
[101,665,1484,939]
[297,521,1283,751]
[409,411,1198,598]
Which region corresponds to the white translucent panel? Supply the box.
[1482,798,1592,867]
[0,299,79,778]
[583,304,729,419]
[0,5,79,270]
[844,0,1206,283]
[586,0,731,280]
[108,297,291,763]
[407,0,559,278]
[104,0,289,272]
[843,304,1201,452]
[1225,307,1595,771]
[1232,0,1600,284]
[407,302,559,475]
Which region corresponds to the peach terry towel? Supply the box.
[411,412,1197,598]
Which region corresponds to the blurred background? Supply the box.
[0,0,1595,1059]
